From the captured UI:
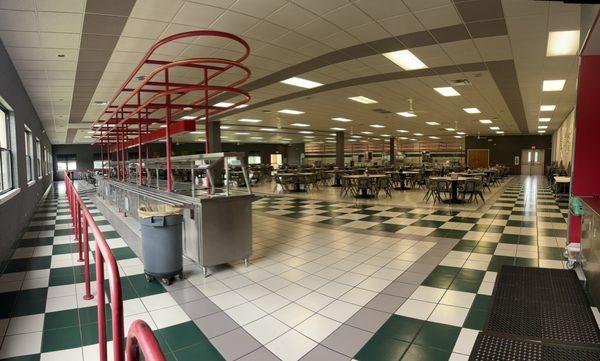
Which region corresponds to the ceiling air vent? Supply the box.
[449,79,472,87]
[372,108,392,114]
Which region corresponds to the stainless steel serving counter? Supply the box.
[581,197,600,304]
[96,174,255,276]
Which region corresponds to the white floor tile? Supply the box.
[428,304,469,327]
[395,299,436,320]
[225,302,267,326]
[272,302,314,328]
[295,313,341,343]
[266,329,317,361]
[244,315,290,344]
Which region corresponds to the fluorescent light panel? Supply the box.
[290,123,310,127]
[540,105,556,111]
[543,79,566,91]
[396,129,409,133]
[370,124,385,128]
[332,117,352,122]
[490,126,500,130]
[330,127,345,131]
[348,96,377,104]
[463,107,481,114]
[539,118,551,122]
[426,122,439,125]
[434,87,460,96]
[278,109,304,115]
[280,77,322,89]
[546,30,580,57]
[383,49,428,70]
[445,128,455,131]
[237,118,262,123]
[479,119,492,124]
[397,112,416,118]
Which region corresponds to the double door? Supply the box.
[521,149,544,175]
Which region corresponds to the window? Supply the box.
[0,106,12,194]
[24,127,33,182]
[248,155,261,165]
[46,149,52,175]
[35,138,41,178]
[93,160,108,169]
[56,154,76,172]
[42,146,46,175]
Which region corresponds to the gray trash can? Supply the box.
[139,205,184,285]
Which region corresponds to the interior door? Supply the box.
[270,154,282,169]
[521,149,545,175]
[467,149,489,169]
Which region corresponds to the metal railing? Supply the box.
[64,172,165,361]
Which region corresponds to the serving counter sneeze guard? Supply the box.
[97,152,254,277]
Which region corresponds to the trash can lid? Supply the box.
[138,204,182,218]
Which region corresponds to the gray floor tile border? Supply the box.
[237,347,281,361]
[321,324,374,358]
[299,344,351,361]
[345,308,391,333]
[194,311,240,339]
[211,327,263,360]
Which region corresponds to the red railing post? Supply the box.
[82,215,93,300]
[76,202,84,262]
[165,68,172,192]
[95,249,107,361]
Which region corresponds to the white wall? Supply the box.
[551,108,575,170]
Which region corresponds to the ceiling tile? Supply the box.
[267,2,318,30]
[414,5,462,29]
[0,10,37,31]
[122,18,168,39]
[130,0,184,22]
[172,2,224,27]
[230,0,286,18]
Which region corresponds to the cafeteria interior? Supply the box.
[1,1,600,361]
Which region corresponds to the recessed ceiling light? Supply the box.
[180,115,196,120]
[490,126,500,130]
[280,77,322,89]
[445,128,455,131]
[331,127,345,131]
[332,117,352,122]
[539,118,551,122]
[303,135,315,138]
[370,124,385,128]
[351,135,362,138]
[454,135,462,138]
[547,30,580,56]
[94,101,107,106]
[540,105,556,111]
[410,138,417,141]
[278,109,304,115]
[291,123,310,127]
[87,131,95,134]
[426,122,439,125]
[396,129,409,133]
[496,131,504,134]
[190,131,204,134]
[463,107,481,114]
[251,136,263,139]
[260,128,277,132]
[456,131,466,135]
[361,131,374,135]
[159,124,167,128]
[538,125,548,129]
[538,130,546,133]
[220,125,230,129]
[281,138,292,141]
[84,135,91,138]
[235,104,248,109]
[479,119,492,124]
[383,49,428,70]
[183,107,193,111]
[429,136,440,139]
[381,134,391,137]
[399,137,408,140]
[299,130,313,134]
[235,132,249,135]
[434,87,460,96]
[543,79,566,91]
[348,96,378,104]
[397,112,417,118]
[238,118,262,123]
[413,133,423,136]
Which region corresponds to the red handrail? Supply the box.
[64,172,165,361]
[126,320,166,361]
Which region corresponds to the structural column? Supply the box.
[335,131,344,168]
[389,137,396,165]
[206,120,222,153]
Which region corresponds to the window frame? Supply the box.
[0,105,13,195]
[35,137,41,179]
[24,126,33,182]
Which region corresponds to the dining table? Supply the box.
[277,172,314,192]
[327,169,351,187]
[430,176,475,204]
[343,174,389,198]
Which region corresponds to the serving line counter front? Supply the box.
[97,152,255,277]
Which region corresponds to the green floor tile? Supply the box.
[128,274,166,297]
[42,325,82,352]
[102,230,121,239]
[0,355,41,361]
[369,223,405,233]
[52,243,80,255]
[158,321,207,352]
[376,315,424,343]
[81,321,112,346]
[448,278,481,293]
[78,305,111,325]
[463,308,488,330]
[412,321,460,352]
[499,234,520,244]
[487,256,515,272]
[44,309,79,330]
[471,294,492,311]
[12,288,48,317]
[514,257,538,267]
[421,274,455,289]
[455,268,485,283]
[0,292,18,318]
[111,247,137,260]
[18,237,54,247]
[54,228,74,236]
[429,229,467,239]
[27,225,55,232]
[4,256,51,273]
[401,344,451,361]
[173,340,224,361]
[539,246,564,260]
[355,334,410,361]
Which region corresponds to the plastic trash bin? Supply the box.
[139,205,184,285]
